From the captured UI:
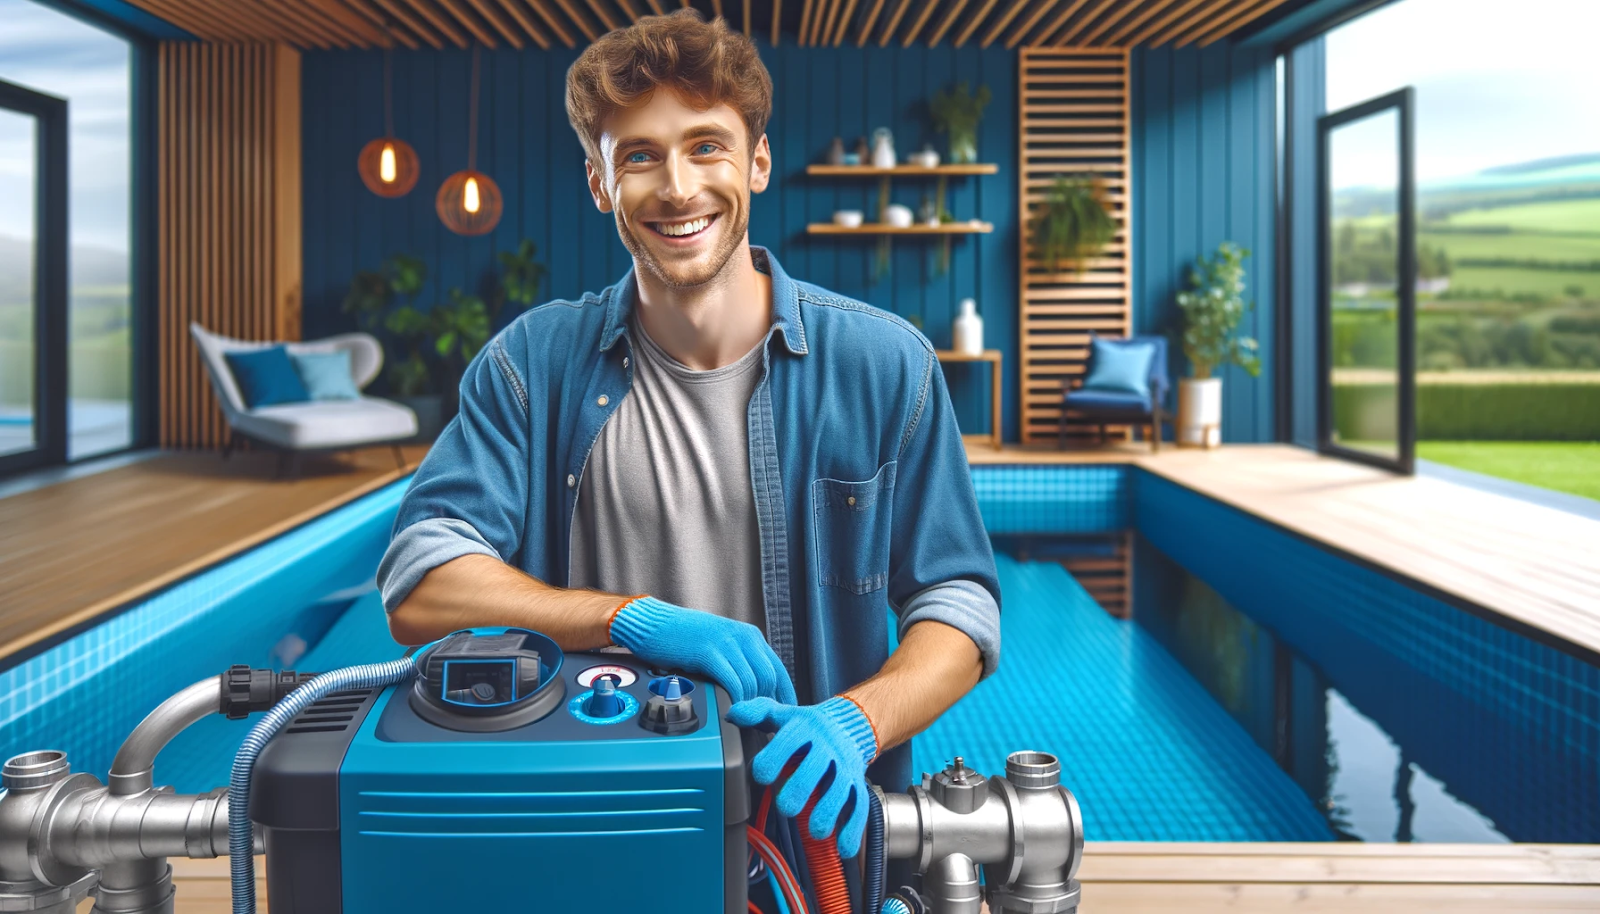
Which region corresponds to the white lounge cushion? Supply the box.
[232,396,418,450]
[190,323,383,422]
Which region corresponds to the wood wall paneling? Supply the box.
[159,43,303,450]
[1018,47,1132,444]
[124,1,1297,51]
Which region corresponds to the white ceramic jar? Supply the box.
[953,298,984,355]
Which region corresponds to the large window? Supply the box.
[0,0,134,464]
[1322,0,1600,502]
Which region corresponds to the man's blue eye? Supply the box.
[695,143,717,155]
[627,152,650,164]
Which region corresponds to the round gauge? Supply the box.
[576,664,638,688]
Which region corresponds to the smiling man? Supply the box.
[377,9,1000,857]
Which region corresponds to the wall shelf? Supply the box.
[805,164,1000,177]
[807,222,994,235]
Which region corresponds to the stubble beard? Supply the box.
[617,195,749,290]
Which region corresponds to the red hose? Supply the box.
[798,790,852,914]
[748,826,810,914]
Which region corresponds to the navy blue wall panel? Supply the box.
[1131,45,1278,443]
[301,42,1020,441]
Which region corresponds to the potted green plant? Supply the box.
[1173,242,1261,447]
[928,82,992,164]
[1032,175,1116,275]
[342,240,548,440]
[343,253,445,437]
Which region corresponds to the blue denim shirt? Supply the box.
[377,246,1000,791]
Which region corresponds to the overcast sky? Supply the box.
[1325,0,1600,188]
[0,0,130,253]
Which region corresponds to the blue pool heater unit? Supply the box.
[0,626,1086,914]
[251,628,747,913]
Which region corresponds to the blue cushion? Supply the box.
[1081,337,1156,400]
[1065,388,1152,412]
[291,350,361,401]
[224,345,310,409]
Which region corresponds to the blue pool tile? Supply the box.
[0,480,407,791]
[971,465,1128,534]
[912,552,1334,842]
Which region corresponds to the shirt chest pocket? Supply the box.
[811,461,897,595]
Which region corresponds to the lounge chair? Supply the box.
[1057,334,1170,453]
[190,323,418,477]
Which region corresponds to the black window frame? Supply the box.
[0,78,68,476]
[1,0,159,478]
[1315,86,1417,475]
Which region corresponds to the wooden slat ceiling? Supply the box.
[120,0,1296,51]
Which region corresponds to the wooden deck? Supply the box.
[0,446,426,665]
[154,843,1600,912]
[968,441,1600,663]
[4,439,1594,667]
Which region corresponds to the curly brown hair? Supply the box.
[565,9,773,168]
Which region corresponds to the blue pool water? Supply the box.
[912,552,1333,841]
[3,465,1595,843]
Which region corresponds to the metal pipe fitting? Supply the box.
[0,751,101,913]
[109,678,222,796]
[927,853,982,914]
[44,787,239,869]
[881,750,1083,914]
[0,671,260,914]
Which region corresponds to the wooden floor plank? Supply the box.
[1081,851,1600,884]
[0,446,426,663]
[160,847,1600,913]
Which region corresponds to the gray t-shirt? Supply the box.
[568,314,767,631]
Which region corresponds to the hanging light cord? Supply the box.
[383,46,394,139]
[468,46,480,171]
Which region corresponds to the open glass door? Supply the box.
[0,78,67,475]
[1317,87,1416,474]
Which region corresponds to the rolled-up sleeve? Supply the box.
[896,580,1001,677]
[376,335,532,612]
[886,348,1002,677]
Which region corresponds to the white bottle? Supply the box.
[953,298,984,356]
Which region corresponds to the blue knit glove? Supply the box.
[726,695,880,857]
[609,596,797,705]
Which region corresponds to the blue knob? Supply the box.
[585,677,625,717]
[664,676,683,701]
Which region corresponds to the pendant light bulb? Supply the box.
[436,48,500,235]
[357,50,419,198]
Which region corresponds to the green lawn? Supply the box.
[1419,440,1600,501]
[1441,198,1600,234]
[1451,265,1599,298]
[1419,230,1600,262]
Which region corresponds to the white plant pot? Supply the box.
[1177,377,1223,448]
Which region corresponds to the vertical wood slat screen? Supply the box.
[159,42,302,449]
[1019,48,1133,444]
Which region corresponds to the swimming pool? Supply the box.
[3,464,1595,843]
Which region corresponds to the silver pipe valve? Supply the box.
[879,751,1083,914]
[0,674,267,914]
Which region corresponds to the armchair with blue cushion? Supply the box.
[1058,334,1170,453]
